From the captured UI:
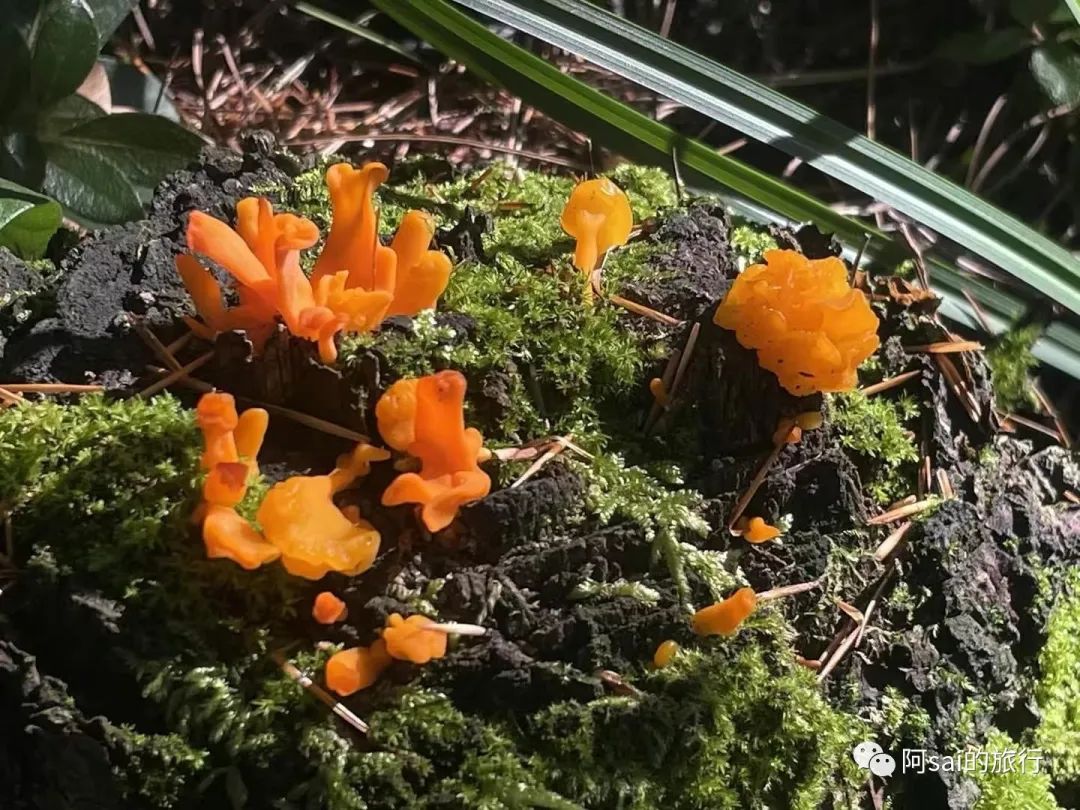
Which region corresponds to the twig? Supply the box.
[757,579,821,602]
[819,565,894,680]
[966,94,1008,187]
[866,0,879,140]
[510,435,571,488]
[426,622,487,636]
[872,521,912,562]
[0,383,104,394]
[859,370,920,396]
[132,319,183,371]
[165,331,193,356]
[727,441,786,531]
[867,497,936,525]
[1002,413,1061,441]
[288,133,587,170]
[1032,381,1072,448]
[904,340,983,354]
[144,365,371,443]
[608,294,683,326]
[272,651,368,734]
[138,352,214,398]
[0,387,26,407]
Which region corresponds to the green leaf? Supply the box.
[1030,44,1080,106]
[1063,0,1080,26]
[1009,0,1060,25]
[42,140,142,224]
[444,0,1080,319]
[0,178,62,258]
[0,132,47,190]
[87,0,137,46]
[935,28,1032,65]
[29,0,100,108]
[0,22,33,121]
[291,1,421,63]
[42,112,202,188]
[39,94,108,137]
[374,0,1080,380]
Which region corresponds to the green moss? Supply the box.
[581,453,710,610]
[729,220,778,265]
[1035,570,1080,786]
[973,730,1061,810]
[531,644,865,809]
[986,325,1040,412]
[828,390,920,504]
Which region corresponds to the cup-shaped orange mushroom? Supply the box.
[692,587,758,636]
[325,639,392,696]
[313,591,349,624]
[386,211,453,317]
[382,613,447,664]
[714,249,880,396]
[256,443,390,579]
[560,178,633,277]
[376,371,491,532]
[742,517,780,544]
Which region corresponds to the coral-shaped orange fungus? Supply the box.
[382,613,448,665]
[376,370,491,532]
[192,392,391,577]
[714,249,880,396]
[386,211,453,317]
[325,639,392,696]
[742,517,780,544]
[692,587,758,637]
[560,178,633,279]
[653,639,679,669]
[195,392,280,569]
[179,162,454,365]
[313,592,348,624]
[257,443,391,579]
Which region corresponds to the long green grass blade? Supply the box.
[451,0,1080,319]
[371,0,1080,378]
[292,2,420,63]
[1066,0,1080,26]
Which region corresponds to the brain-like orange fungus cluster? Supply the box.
[178,162,452,364]
[713,249,880,395]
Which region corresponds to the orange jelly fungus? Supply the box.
[193,392,391,577]
[313,591,348,624]
[560,178,633,277]
[382,613,448,665]
[714,249,880,396]
[653,639,679,669]
[692,587,758,637]
[195,393,280,569]
[386,210,453,317]
[325,639,392,696]
[742,517,781,544]
[179,162,454,365]
[257,443,391,579]
[376,370,492,532]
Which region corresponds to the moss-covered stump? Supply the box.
[0,144,1077,810]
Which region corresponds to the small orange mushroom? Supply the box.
[560,178,633,278]
[382,613,448,664]
[377,371,491,532]
[653,639,679,668]
[313,591,349,624]
[714,249,880,396]
[386,211,453,317]
[692,587,758,637]
[257,443,390,579]
[202,504,281,569]
[325,638,393,696]
[772,419,803,446]
[742,517,781,544]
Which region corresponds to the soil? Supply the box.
[0,145,1077,810]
